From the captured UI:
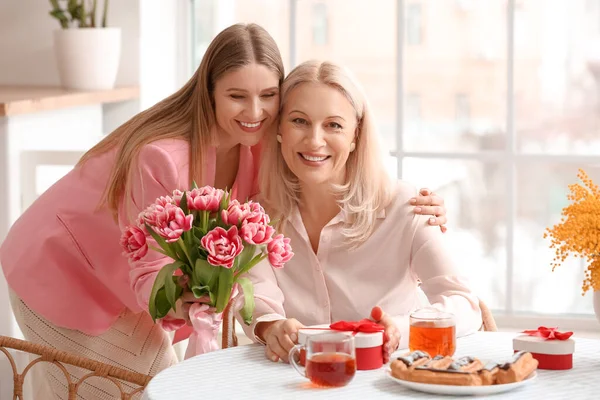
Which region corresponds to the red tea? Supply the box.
[409,321,456,357]
[305,353,356,387]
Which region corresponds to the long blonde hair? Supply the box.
[78,23,284,217]
[259,60,393,247]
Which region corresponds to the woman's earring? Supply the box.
[349,142,356,152]
[277,134,283,143]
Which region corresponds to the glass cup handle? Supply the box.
[289,344,306,378]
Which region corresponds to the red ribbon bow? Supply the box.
[329,319,385,333]
[521,326,573,341]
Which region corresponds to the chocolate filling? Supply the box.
[415,356,477,374]
[448,356,475,371]
[397,350,430,367]
[499,351,525,370]
[414,366,472,374]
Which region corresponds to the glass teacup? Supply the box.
[289,332,357,387]
[409,307,456,357]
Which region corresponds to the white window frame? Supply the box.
[185,0,599,328]
[405,2,423,46]
[311,2,329,46]
[394,0,597,327]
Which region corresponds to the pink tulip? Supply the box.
[187,186,224,212]
[221,200,245,226]
[136,211,148,232]
[267,234,294,268]
[221,200,270,227]
[155,195,174,208]
[201,226,244,268]
[120,225,149,261]
[171,189,185,207]
[240,222,275,245]
[139,203,164,227]
[153,203,194,243]
[243,201,270,225]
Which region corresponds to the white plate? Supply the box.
[385,367,537,396]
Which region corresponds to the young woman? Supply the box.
[1,23,282,399]
[0,24,446,398]
[241,60,482,364]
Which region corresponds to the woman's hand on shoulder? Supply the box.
[410,188,448,233]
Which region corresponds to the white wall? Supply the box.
[139,0,192,109]
[0,0,139,87]
[0,0,142,136]
[0,1,189,397]
[0,0,190,112]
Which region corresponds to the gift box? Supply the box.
[297,319,384,370]
[512,327,575,370]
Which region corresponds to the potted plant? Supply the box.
[49,0,121,90]
[545,169,600,323]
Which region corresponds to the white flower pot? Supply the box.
[594,291,600,323]
[53,28,121,91]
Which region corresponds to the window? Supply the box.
[405,93,422,136]
[312,2,328,46]
[589,0,600,34]
[191,0,217,68]
[406,93,421,120]
[406,3,422,45]
[455,93,470,131]
[191,0,600,322]
[456,0,474,12]
[297,0,398,159]
[191,0,292,71]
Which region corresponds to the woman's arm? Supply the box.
[119,143,186,327]
[236,258,287,343]
[392,214,482,348]
[237,258,309,362]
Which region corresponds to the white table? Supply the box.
[143,332,600,399]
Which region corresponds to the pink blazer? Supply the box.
[0,139,260,336]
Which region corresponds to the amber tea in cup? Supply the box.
[289,333,356,387]
[409,308,456,357]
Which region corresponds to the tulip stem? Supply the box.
[202,211,209,232]
[178,238,193,267]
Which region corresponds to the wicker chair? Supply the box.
[221,299,239,349]
[0,335,151,400]
[479,299,498,332]
[1,300,239,400]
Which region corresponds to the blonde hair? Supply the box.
[259,60,393,247]
[78,23,284,218]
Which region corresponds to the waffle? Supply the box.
[390,350,538,386]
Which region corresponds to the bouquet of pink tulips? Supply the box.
[120,184,294,328]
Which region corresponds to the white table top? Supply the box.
[143,331,600,400]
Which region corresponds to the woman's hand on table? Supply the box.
[256,318,305,363]
[371,306,400,363]
[411,188,448,233]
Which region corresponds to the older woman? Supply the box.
[241,60,482,363]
